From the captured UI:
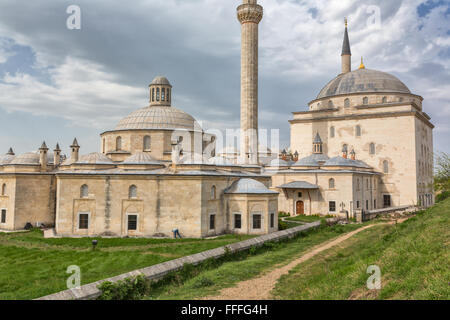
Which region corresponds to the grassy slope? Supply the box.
[272,199,450,300]
[145,223,364,300]
[0,231,251,300]
[285,215,328,223]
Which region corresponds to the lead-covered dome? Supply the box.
[317,68,411,99]
[225,178,278,194]
[115,106,200,131]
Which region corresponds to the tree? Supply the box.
[434,151,450,202]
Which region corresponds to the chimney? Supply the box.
[70,138,80,162]
[293,151,299,162]
[342,145,348,158]
[7,148,14,156]
[39,141,49,171]
[54,143,61,166]
[350,149,356,160]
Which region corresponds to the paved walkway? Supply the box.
[202,219,407,300]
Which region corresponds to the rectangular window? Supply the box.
[374,200,377,209]
[383,195,391,208]
[329,201,336,212]
[298,192,302,198]
[357,201,360,209]
[1,209,6,223]
[209,214,215,230]
[78,213,89,230]
[252,214,261,229]
[270,213,275,228]
[128,215,137,231]
[366,200,369,210]
[234,214,241,229]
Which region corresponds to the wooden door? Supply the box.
[296,201,304,215]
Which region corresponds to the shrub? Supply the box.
[97,275,150,300]
[436,191,450,203]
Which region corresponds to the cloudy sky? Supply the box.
[0,0,448,157]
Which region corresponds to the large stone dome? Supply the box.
[115,106,200,131]
[317,68,411,99]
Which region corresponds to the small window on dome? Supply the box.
[382,96,387,104]
[156,88,160,101]
[167,88,170,102]
[363,97,369,105]
[162,88,165,101]
[328,100,333,108]
[143,136,151,151]
[344,98,350,108]
[152,88,155,102]
[116,136,122,151]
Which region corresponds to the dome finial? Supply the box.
[359,57,365,69]
[345,17,348,28]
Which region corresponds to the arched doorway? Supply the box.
[296,201,304,215]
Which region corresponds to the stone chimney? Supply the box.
[350,149,356,160]
[39,141,49,171]
[54,143,61,166]
[70,138,80,163]
[7,148,14,156]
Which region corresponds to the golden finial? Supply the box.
[345,17,348,28]
[359,57,365,69]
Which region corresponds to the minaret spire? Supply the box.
[237,0,263,165]
[341,18,352,74]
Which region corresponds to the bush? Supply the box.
[436,191,450,203]
[97,275,150,300]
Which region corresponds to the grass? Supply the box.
[272,199,450,300]
[0,230,252,300]
[143,223,365,300]
[285,214,331,223]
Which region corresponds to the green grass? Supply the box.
[272,199,450,300]
[0,230,252,300]
[285,215,330,223]
[143,223,365,300]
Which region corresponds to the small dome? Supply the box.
[10,152,40,165]
[76,153,114,165]
[150,76,171,86]
[293,154,329,167]
[0,154,15,165]
[267,158,290,167]
[317,68,411,99]
[122,152,161,165]
[323,156,371,168]
[115,106,200,131]
[225,178,278,194]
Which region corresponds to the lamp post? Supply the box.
[92,240,98,251]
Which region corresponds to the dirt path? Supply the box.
[203,219,407,300]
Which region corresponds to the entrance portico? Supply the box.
[277,181,319,216]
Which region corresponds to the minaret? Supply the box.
[341,18,352,74]
[237,0,263,165]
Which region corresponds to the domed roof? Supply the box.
[150,76,171,86]
[0,154,15,165]
[267,158,290,167]
[122,152,161,165]
[225,178,278,194]
[323,156,371,168]
[76,153,114,165]
[9,152,54,165]
[293,154,329,167]
[115,106,200,131]
[317,68,411,99]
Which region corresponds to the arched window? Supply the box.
[152,88,155,102]
[211,186,216,200]
[80,184,89,198]
[156,88,160,101]
[356,125,362,137]
[143,136,151,151]
[383,160,389,174]
[1,183,6,196]
[382,96,387,104]
[399,97,404,102]
[116,136,122,151]
[330,126,335,138]
[167,88,170,102]
[129,185,137,199]
[328,100,333,108]
[344,98,350,108]
[162,88,165,101]
[329,178,335,189]
[363,97,369,105]
[370,143,376,155]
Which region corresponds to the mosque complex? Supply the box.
[0,0,434,238]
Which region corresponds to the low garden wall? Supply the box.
[36,218,338,300]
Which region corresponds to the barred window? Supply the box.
[128,215,137,231]
[252,214,261,229]
[79,213,89,229]
[1,209,6,223]
[329,201,336,212]
[234,214,242,229]
[270,213,275,228]
[209,214,215,230]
